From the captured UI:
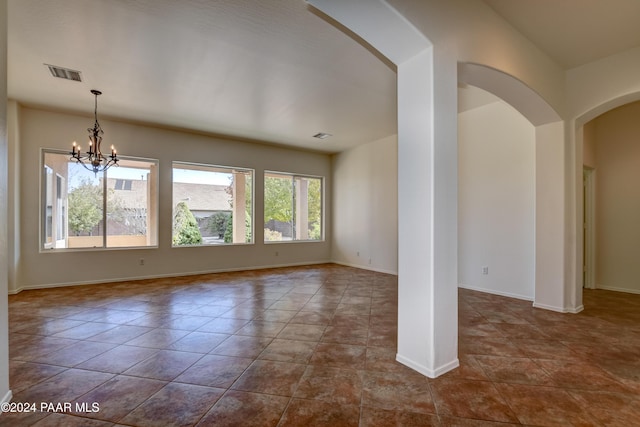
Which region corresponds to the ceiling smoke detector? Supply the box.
[313,132,332,139]
[45,64,82,82]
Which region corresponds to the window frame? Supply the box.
[263,170,324,244]
[171,161,255,247]
[40,148,159,252]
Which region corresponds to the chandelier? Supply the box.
[70,89,118,174]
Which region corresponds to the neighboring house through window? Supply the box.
[172,162,253,246]
[41,150,159,250]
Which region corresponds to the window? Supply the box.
[41,150,158,250]
[172,162,253,246]
[264,172,323,242]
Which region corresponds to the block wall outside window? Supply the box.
[172,162,253,246]
[41,150,159,250]
[264,171,323,242]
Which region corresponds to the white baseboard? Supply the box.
[1,389,12,407]
[331,260,398,276]
[532,302,584,314]
[458,283,533,302]
[8,260,333,294]
[395,353,459,379]
[596,285,640,295]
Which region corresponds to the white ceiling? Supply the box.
[483,0,640,69]
[8,1,640,153]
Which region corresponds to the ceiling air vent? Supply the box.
[313,132,332,139]
[45,64,82,82]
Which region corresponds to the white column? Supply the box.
[0,0,12,406]
[306,0,459,377]
[534,122,575,312]
[232,172,247,243]
[295,178,309,240]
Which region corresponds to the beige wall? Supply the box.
[458,99,536,300]
[593,101,640,293]
[331,135,398,274]
[11,106,332,292]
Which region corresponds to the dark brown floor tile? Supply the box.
[27,340,116,368]
[187,305,235,317]
[66,308,147,324]
[119,382,224,427]
[123,328,190,349]
[197,317,249,334]
[236,320,287,338]
[13,318,87,336]
[86,324,153,344]
[458,337,525,357]
[219,307,265,321]
[294,365,363,405]
[437,354,489,381]
[9,360,67,393]
[10,335,79,361]
[495,383,600,426]
[51,322,119,340]
[474,355,555,385]
[196,390,289,427]
[289,310,333,325]
[73,375,167,422]
[310,342,367,370]
[430,378,517,423]
[321,325,368,345]
[534,358,630,392]
[360,406,440,427]
[30,413,114,426]
[209,335,273,358]
[258,339,317,363]
[438,415,519,426]
[511,338,582,360]
[253,309,297,322]
[0,411,51,427]
[14,368,114,405]
[123,349,202,381]
[569,389,640,426]
[363,371,435,414]
[76,345,158,374]
[175,354,253,387]
[277,324,326,341]
[279,399,360,427]
[491,322,550,339]
[159,314,213,331]
[168,331,229,353]
[231,359,306,396]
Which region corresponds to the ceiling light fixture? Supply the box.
[70,90,119,175]
[313,132,332,139]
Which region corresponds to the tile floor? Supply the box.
[2,264,640,426]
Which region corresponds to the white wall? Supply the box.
[593,101,640,293]
[331,134,397,274]
[11,106,332,292]
[458,99,535,300]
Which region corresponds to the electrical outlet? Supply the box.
[139,258,145,266]
[357,251,360,257]
[482,266,488,275]
[275,251,279,256]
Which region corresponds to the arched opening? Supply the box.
[458,84,536,301]
[576,95,640,297]
[458,63,567,312]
